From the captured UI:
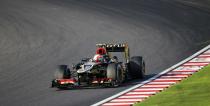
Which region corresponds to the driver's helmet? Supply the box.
[93,47,107,62]
[96,47,106,55]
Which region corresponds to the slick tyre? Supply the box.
[54,65,71,79]
[107,63,123,87]
[129,56,145,79]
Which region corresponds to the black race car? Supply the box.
[51,43,145,89]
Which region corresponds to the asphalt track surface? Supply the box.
[0,0,210,106]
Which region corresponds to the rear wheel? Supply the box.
[106,63,123,87]
[129,56,145,79]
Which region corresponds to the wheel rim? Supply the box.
[111,80,119,87]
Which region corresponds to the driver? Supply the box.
[93,47,108,63]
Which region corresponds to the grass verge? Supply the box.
[134,65,210,106]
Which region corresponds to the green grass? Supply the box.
[134,65,210,106]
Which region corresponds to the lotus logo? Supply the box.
[84,65,92,70]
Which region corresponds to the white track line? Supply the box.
[91,45,210,106]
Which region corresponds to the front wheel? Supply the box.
[106,63,123,87]
[52,65,71,89]
[54,65,71,79]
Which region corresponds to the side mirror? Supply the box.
[81,58,90,62]
[72,64,76,69]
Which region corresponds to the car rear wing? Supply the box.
[96,43,130,62]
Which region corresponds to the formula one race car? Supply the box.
[51,43,145,89]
